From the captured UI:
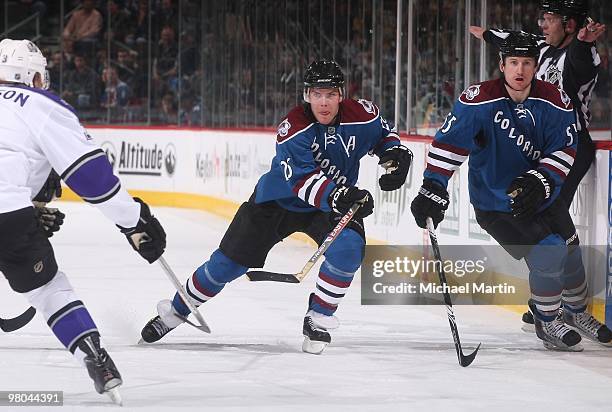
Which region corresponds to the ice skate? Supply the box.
[140,300,185,343]
[302,310,339,355]
[529,301,582,351]
[78,334,123,405]
[521,306,563,333]
[563,309,612,346]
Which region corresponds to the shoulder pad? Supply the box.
[276,106,314,143]
[340,99,379,123]
[531,80,573,111]
[458,79,505,105]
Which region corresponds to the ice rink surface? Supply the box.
[1,201,611,411]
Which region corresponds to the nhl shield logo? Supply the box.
[278,119,291,137]
[545,65,562,86]
[463,85,481,101]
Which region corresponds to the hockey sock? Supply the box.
[172,249,247,316]
[562,246,588,313]
[24,271,99,365]
[525,234,566,321]
[310,229,364,316]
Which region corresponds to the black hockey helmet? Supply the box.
[540,0,589,28]
[499,31,540,60]
[303,60,345,103]
[303,60,345,89]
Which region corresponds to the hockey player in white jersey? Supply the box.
[0,39,167,404]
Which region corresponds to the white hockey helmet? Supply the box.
[0,39,49,89]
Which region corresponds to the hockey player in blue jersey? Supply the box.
[140,60,413,354]
[410,32,611,351]
[469,0,606,331]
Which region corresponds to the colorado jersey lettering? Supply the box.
[255,99,400,212]
[425,78,577,213]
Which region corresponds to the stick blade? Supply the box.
[459,343,481,367]
[246,271,300,283]
[0,307,36,332]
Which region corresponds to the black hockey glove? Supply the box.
[119,198,166,263]
[410,179,449,229]
[33,169,62,203]
[506,169,554,218]
[378,146,413,191]
[328,185,374,219]
[34,206,65,237]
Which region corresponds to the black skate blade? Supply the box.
[246,270,300,283]
[0,307,36,332]
[458,343,481,367]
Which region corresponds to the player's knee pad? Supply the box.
[204,249,248,284]
[526,234,567,278]
[23,271,78,321]
[324,228,365,273]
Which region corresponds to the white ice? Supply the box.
[1,201,611,412]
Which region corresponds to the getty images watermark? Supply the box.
[360,245,599,306]
[361,245,606,305]
[370,255,515,295]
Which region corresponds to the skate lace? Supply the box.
[307,317,326,332]
[575,312,601,335]
[150,317,172,336]
[544,319,570,338]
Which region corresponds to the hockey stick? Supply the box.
[426,218,481,367]
[0,307,36,332]
[246,202,362,283]
[157,256,211,333]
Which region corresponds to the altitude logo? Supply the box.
[101,141,176,176]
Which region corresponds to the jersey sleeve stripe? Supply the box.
[307,175,327,205]
[426,164,454,177]
[431,140,470,156]
[296,170,323,200]
[427,156,462,172]
[540,161,569,178]
[63,150,121,203]
[313,179,333,209]
[563,147,577,158]
[547,153,573,169]
[60,149,107,181]
[82,181,121,204]
[428,151,464,166]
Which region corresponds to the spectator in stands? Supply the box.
[154,0,178,37]
[62,54,100,110]
[62,0,103,59]
[100,66,131,109]
[153,25,178,96]
[103,0,133,45]
[47,51,66,94]
[158,92,178,124]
